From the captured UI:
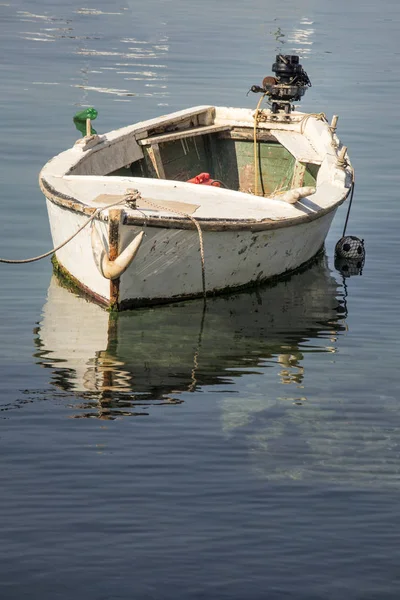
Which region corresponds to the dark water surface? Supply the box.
[1,1,400,598]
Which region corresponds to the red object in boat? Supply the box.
[187,172,221,187]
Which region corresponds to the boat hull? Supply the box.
[41,106,352,310]
[46,197,337,309]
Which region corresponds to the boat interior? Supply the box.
[69,107,321,197]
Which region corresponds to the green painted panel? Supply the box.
[236,140,295,195]
[106,136,318,194]
[303,163,320,187]
[159,136,210,181]
[211,138,240,190]
[211,138,295,195]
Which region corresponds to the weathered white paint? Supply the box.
[71,133,144,176]
[272,130,322,164]
[68,105,215,176]
[117,210,336,302]
[270,186,316,204]
[45,174,343,221]
[45,193,336,304]
[40,104,353,307]
[46,199,111,301]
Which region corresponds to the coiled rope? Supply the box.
[299,112,327,134]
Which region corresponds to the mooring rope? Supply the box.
[188,301,207,393]
[0,194,140,264]
[0,188,207,299]
[137,196,207,299]
[342,174,355,238]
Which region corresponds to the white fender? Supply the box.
[91,226,144,280]
[271,186,316,204]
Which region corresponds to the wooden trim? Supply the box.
[291,162,307,188]
[138,124,231,146]
[217,128,277,142]
[41,174,351,233]
[40,177,100,218]
[146,143,166,179]
[108,209,121,310]
[122,205,344,231]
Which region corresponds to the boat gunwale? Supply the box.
[40,175,350,232]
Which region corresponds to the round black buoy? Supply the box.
[334,236,365,277]
[334,175,366,278]
[335,235,365,260]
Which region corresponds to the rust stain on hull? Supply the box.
[108,208,121,311]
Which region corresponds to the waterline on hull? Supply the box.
[52,246,328,311]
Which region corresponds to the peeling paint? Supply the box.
[118,249,325,310]
[40,105,352,310]
[249,235,259,248]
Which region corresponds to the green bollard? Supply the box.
[73,107,98,137]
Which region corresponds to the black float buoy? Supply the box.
[335,236,365,277]
[335,235,365,260]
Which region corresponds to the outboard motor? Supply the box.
[250,54,311,114]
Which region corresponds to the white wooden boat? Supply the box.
[40,101,352,310]
[35,255,344,418]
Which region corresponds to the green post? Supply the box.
[73,107,98,137]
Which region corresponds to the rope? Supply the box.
[253,93,267,197]
[188,300,207,392]
[342,173,355,238]
[0,194,140,264]
[253,103,326,197]
[0,186,207,300]
[137,197,207,299]
[299,112,327,134]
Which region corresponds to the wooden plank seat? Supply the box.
[138,124,232,146]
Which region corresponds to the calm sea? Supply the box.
[1,1,399,598]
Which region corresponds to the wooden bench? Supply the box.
[138,124,231,146]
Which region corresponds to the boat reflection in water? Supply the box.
[34,255,346,420]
